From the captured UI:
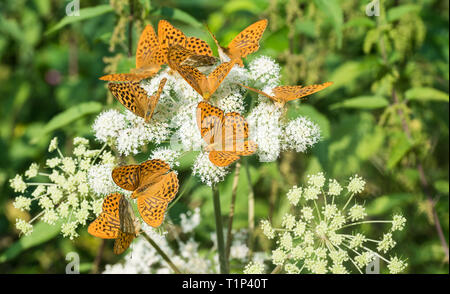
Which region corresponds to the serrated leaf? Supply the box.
[405,87,449,103]
[330,96,389,110]
[0,220,62,263]
[45,5,113,35]
[31,102,103,143]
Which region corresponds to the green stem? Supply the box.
[142,231,182,274]
[244,159,255,257]
[226,162,241,261]
[212,185,228,274]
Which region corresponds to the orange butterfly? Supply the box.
[112,159,179,227]
[196,101,257,167]
[208,19,268,67]
[168,45,237,100]
[108,78,167,123]
[88,193,140,254]
[100,21,216,81]
[239,82,333,106]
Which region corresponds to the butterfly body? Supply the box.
[168,45,236,100]
[208,19,268,67]
[112,159,179,227]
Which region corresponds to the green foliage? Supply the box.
[0,0,448,274]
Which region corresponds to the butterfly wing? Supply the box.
[112,164,141,191]
[204,60,236,100]
[185,37,214,57]
[196,101,225,147]
[108,81,149,118]
[209,151,240,167]
[131,159,171,199]
[88,193,122,239]
[136,172,179,227]
[145,78,167,122]
[227,19,268,66]
[272,82,333,102]
[136,24,161,68]
[113,231,135,254]
[158,20,187,63]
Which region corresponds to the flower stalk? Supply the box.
[212,185,228,274]
[142,231,182,274]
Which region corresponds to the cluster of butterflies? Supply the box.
[88,19,332,254]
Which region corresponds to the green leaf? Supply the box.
[152,7,202,28]
[0,220,62,263]
[45,5,114,35]
[330,96,389,110]
[387,132,412,170]
[405,87,449,103]
[314,0,343,48]
[366,193,413,215]
[344,17,376,29]
[434,180,449,195]
[31,102,103,143]
[387,4,421,22]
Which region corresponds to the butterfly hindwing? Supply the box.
[272,82,333,102]
[112,164,141,191]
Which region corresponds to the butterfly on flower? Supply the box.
[207,19,268,67]
[100,20,216,82]
[112,159,179,227]
[108,78,167,123]
[196,101,257,167]
[88,193,140,254]
[168,45,237,100]
[239,82,333,106]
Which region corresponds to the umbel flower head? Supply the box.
[254,173,407,274]
[11,137,116,239]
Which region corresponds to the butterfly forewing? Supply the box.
[185,37,214,57]
[136,24,161,68]
[108,81,149,118]
[227,19,268,65]
[112,164,141,191]
[272,82,333,102]
[88,193,122,239]
[113,231,135,254]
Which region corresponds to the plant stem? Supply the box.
[141,231,182,274]
[212,185,228,274]
[90,239,105,274]
[270,264,283,274]
[225,162,241,261]
[127,0,134,57]
[244,159,255,258]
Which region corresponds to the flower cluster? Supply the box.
[11,137,116,239]
[91,56,322,186]
[253,173,407,274]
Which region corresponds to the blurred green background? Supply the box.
[0,0,448,273]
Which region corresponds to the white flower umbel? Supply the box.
[150,147,181,169]
[10,137,115,239]
[262,173,407,274]
[281,117,321,153]
[93,110,127,144]
[248,56,281,89]
[247,102,283,162]
[192,152,230,186]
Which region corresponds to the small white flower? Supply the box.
[308,172,326,188]
[271,248,287,266]
[61,221,79,240]
[9,175,27,193]
[93,110,127,144]
[48,137,58,152]
[25,163,39,179]
[150,148,181,168]
[282,214,296,230]
[377,232,396,253]
[388,256,407,274]
[281,117,321,153]
[244,261,265,274]
[286,186,302,206]
[328,179,342,196]
[46,158,61,168]
[15,219,33,236]
[13,196,32,211]
[260,219,275,239]
[192,152,229,186]
[248,56,281,88]
[88,164,118,196]
[392,214,406,231]
[347,174,366,194]
[348,204,367,221]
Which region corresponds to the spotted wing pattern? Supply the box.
[108,81,148,118]
[272,82,333,102]
[87,193,122,239]
[136,172,179,227]
[112,164,141,191]
[197,102,257,167]
[113,231,135,254]
[168,46,236,100]
[136,24,161,68]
